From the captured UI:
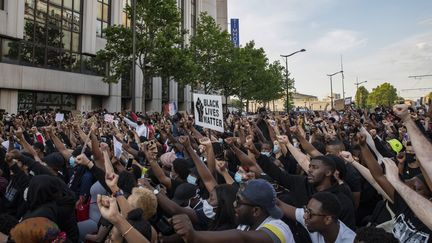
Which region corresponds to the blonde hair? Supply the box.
[130,187,158,220]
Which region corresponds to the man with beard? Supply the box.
[277,191,356,243]
[171,179,294,243]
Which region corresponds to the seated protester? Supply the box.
[171,183,202,210]
[255,154,356,230]
[22,175,78,242]
[10,217,66,243]
[1,151,30,217]
[68,146,94,200]
[354,226,398,243]
[0,213,18,242]
[359,136,432,242]
[105,208,153,243]
[278,191,356,243]
[396,143,421,180]
[171,179,295,243]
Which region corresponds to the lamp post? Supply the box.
[354,79,367,108]
[327,71,343,110]
[280,49,306,113]
[131,0,137,111]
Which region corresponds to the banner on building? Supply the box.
[231,18,239,47]
[193,93,224,132]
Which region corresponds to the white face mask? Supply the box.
[234,172,242,183]
[202,199,216,219]
[187,175,198,185]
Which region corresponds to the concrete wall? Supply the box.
[0,0,25,39]
[0,63,109,96]
[0,89,18,114]
[216,0,228,31]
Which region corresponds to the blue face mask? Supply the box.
[273,145,281,154]
[69,156,76,167]
[234,172,242,183]
[187,175,198,185]
[261,151,271,157]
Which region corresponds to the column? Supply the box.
[82,0,97,54]
[0,89,18,114]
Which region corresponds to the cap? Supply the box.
[387,139,403,153]
[172,183,198,206]
[240,179,283,219]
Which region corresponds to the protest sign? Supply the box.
[104,114,114,123]
[344,97,352,105]
[113,136,123,159]
[55,113,64,122]
[87,115,97,124]
[193,93,224,132]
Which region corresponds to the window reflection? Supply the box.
[18,91,77,112]
[96,0,111,38]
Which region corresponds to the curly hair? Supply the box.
[128,187,158,220]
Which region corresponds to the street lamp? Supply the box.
[354,79,367,108]
[327,71,343,110]
[280,49,306,113]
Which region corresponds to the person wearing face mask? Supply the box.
[172,183,202,210]
[396,145,421,180]
[123,115,149,139]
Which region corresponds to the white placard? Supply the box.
[193,93,224,132]
[344,97,352,105]
[55,113,64,122]
[113,136,123,159]
[104,114,114,123]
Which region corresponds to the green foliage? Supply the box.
[355,86,369,108]
[96,0,186,84]
[188,12,235,94]
[228,98,244,110]
[367,82,398,107]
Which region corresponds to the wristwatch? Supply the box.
[153,189,160,195]
[112,189,124,198]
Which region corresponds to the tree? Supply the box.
[96,0,186,95]
[355,86,369,108]
[187,12,235,94]
[367,82,398,107]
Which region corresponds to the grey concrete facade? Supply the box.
[0,0,227,114]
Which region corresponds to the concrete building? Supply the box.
[0,0,227,114]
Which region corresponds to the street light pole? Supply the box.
[327,71,343,110]
[131,0,137,111]
[280,49,306,113]
[354,78,367,107]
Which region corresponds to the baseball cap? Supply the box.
[240,179,283,219]
[387,139,403,153]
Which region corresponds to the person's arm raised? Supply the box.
[141,143,172,189]
[180,136,218,192]
[358,133,395,201]
[393,104,432,179]
[383,158,432,229]
[199,137,217,177]
[340,151,393,203]
[290,125,323,157]
[97,195,150,243]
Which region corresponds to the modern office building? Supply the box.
[0,0,228,114]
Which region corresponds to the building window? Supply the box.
[0,0,4,10]
[191,0,196,35]
[18,91,76,112]
[121,0,131,28]
[162,77,170,103]
[121,68,131,98]
[97,0,111,38]
[2,0,83,72]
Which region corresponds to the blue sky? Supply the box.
[228,0,432,100]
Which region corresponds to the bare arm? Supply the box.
[394,105,432,179]
[383,158,432,230]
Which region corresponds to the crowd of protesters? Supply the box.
[0,102,431,243]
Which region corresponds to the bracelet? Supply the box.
[122,225,133,238]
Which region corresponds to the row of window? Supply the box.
[18,91,77,112]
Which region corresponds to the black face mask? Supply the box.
[137,121,143,125]
[406,153,416,164]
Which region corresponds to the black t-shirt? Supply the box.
[392,191,431,242]
[344,164,362,193]
[402,164,422,180]
[256,155,356,230]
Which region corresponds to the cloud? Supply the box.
[418,18,432,26]
[312,30,368,53]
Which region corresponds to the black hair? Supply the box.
[326,139,345,150]
[33,142,45,152]
[0,213,18,234]
[354,226,398,243]
[124,208,152,242]
[311,192,341,219]
[311,155,336,172]
[326,155,346,180]
[311,141,326,155]
[118,171,137,196]
[210,184,238,230]
[172,158,193,180]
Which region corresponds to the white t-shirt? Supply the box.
[237,216,295,243]
[295,208,356,243]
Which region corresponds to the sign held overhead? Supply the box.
[193,93,224,132]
